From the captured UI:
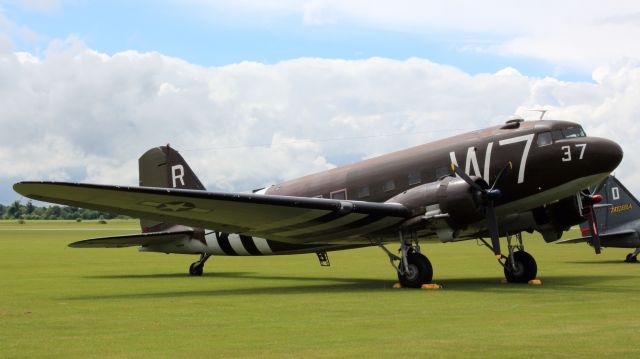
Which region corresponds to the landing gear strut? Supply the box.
[479,232,537,283]
[378,231,433,288]
[189,253,211,276]
[625,248,640,263]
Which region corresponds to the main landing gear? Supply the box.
[480,232,537,283]
[379,231,538,287]
[189,253,211,276]
[625,248,640,263]
[379,231,433,288]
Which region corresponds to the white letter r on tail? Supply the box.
[171,165,185,187]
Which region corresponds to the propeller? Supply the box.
[450,161,513,258]
[580,186,604,255]
[579,177,608,255]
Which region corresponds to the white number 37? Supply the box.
[561,144,587,162]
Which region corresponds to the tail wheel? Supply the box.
[189,262,204,276]
[504,251,537,283]
[397,252,433,288]
[625,253,638,263]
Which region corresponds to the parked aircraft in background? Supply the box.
[13,119,623,287]
[557,175,640,262]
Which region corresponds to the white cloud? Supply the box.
[2,40,640,201]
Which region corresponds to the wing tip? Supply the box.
[12,182,31,197]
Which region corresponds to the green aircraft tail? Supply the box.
[138,145,206,231]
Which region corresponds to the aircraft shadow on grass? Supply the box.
[66,272,639,300]
[564,260,640,265]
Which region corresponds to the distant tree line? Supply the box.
[0,201,129,220]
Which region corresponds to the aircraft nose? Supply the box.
[591,137,623,173]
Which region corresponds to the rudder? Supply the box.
[138,145,206,231]
[139,145,205,190]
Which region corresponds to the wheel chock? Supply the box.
[500,278,542,285]
[392,283,403,289]
[421,283,442,289]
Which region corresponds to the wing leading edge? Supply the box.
[14,182,410,243]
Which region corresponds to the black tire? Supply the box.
[504,251,537,283]
[189,262,203,276]
[397,252,433,288]
[625,253,638,263]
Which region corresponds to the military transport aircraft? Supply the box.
[557,175,640,262]
[13,119,623,287]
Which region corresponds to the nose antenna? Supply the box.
[528,109,548,120]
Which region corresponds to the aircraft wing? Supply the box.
[14,182,411,243]
[556,230,640,248]
[69,230,194,248]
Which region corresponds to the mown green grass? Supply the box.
[0,219,136,229]
[1,220,640,358]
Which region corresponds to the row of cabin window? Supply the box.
[327,166,455,200]
[353,171,422,199]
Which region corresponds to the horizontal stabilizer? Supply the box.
[556,230,640,248]
[69,230,193,248]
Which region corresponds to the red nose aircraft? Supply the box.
[13,118,623,287]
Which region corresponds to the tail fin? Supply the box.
[580,176,640,235]
[139,145,205,190]
[138,145,206,231]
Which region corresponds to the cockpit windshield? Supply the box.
[537,126,587,147]
[562,126,586,138]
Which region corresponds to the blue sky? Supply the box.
[2,1,593,81]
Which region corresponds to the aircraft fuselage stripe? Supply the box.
[204,230,271,255]
[260,211,349,235]
[217,233,238,256]
[252,237,272,254]
[290,214,385,239]
[229,234,251,255]
[204,232,225,255]
[240,235,262,255]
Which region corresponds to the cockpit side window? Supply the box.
[536,132,553,146]
[562,126,586,138]
[551,130,564,141]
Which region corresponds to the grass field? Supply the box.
[1,219,640,358]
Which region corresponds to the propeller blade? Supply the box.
[486,202,501,258]
[450,164,484,192]
[588,206,602,255]
[490,161,513,191]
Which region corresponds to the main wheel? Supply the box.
[397,252,433,288]
[625,253,638,263]
[504,251,537,283]
[189,262,204,276]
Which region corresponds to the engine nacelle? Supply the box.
[531,195,585,242]
[387,176,485,230]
